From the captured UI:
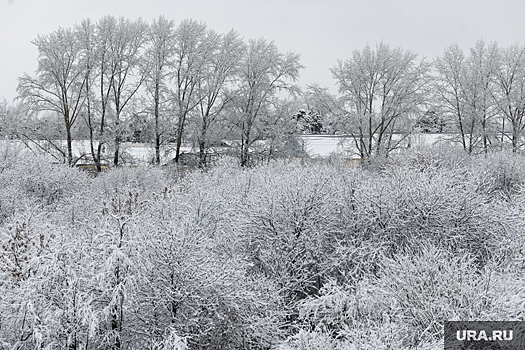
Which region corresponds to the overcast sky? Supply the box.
[1,0,524,102]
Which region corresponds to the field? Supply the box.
[1,145,524,350]
[0,133,451,167]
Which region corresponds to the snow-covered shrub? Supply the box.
[0,140,28,172]
[393,143,471,173]
[238,161,357,308]
[278,329,442,350]
[293,245,523,349]
[1,151,524,350]
[93,164,170,198]
[470,152,525,201]
[277,329,352,350]
[0,152,88,223]
[0,210,95,350]
[370,246,524,346]
[150,328,188,350]
[97,167,287,350]
[327,164,506,286]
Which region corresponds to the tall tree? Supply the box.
[76,18,101,169]
[84,15,119,171]
[106,17,148,166]
[434,44,475,152]
[464,40,499,153]
[17,27,87,165]
[434,41,500,154]
[193,29,244,167]
[170,19,213,164]
[233,38,302,166]
[145,16,175,165]
[493,43,525,151]
[331,42,431,160]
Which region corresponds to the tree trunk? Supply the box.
[513,123,519,152]
[66,123,73,166]
[113,111,120,166]
[199,140,206,168]
[154,80,161,165]
[155,134,161,166]
[198,118,207,168]
[174,114,186,163]
[96,143,104,172]
[113,139,120,167]
[96,107,106,172]
[241,133,250,167]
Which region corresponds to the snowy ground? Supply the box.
[301,133,450,158]
[0,133,450,164]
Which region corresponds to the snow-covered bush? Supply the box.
[236,161,356,314]
[326,163,508,287]
[93,164,170,198]
[150,328,188,350]
[470,152,525,201]
[1,150,524,349]
[0,152,88,223]
[291,245,523,349]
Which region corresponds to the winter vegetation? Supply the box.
[0,16,524,167]
[1,14,525,350]
[1,146,525,349]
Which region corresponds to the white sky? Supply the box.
[1,0,524,102]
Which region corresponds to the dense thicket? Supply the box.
[1,145,525,349]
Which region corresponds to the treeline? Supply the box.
[1,16,524,167]
[314,40,525,159]
[1,148,525,349]
[6,16,303,168]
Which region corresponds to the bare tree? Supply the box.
[106,18,148,166]
[434,41,500,154]
[193,29,244,167]
[493,43,525,152]
[17,27,87,165]
[434,44,473,151]
[465,40,499,153]
[169,19,213,164]
[145,16,176,165]
[232,38,302,166]
[83,16,119,171]
[76,18,101,169]
[331,42,431,161]
[76,16,146,170]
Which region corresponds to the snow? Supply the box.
[301,133,450,158]
[0,133,450,164]
[301,135,356,158]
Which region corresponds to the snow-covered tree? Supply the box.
[144,16,176,165]
[169,19,215,164]
[104,17,148,166]
[493,43,525,151]
[17,27,87,165]
[331,42,431,160]
[232,38,303,166]
[192,29,244,167]
[434,40,500,153]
